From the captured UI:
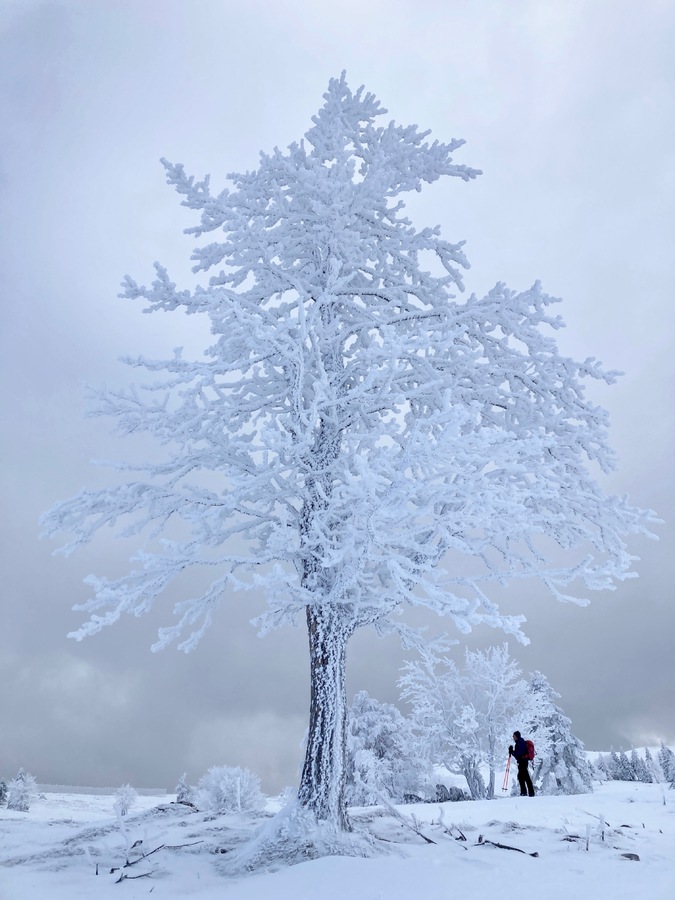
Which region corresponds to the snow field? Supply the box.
[1,781,673,900]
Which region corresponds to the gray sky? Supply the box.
[1,0,673,793]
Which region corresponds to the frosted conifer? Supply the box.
[527,671,593,795]
[644,746,661,782]
[631,749,651,783]
[175,772,193,804]
[658,744,675,787]
[7,768,38,812]
[42,74,654,840]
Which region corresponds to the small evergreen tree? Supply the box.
[0,779,7,805]
[345,691,430,806]
[527,672,593,795]
[616,751,636,782]
[593,754,610,782]
[630,749,652,783]
[175,772,193,804]
[645,747,661,782]
[658,744,675,788]
[6,768,38,812]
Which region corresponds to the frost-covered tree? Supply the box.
[644,746,661,782]
[400,651,482,799]
[6,768,38,812]
[196,765,264,814]
[526,671,593,795]
[617,751,636,782]
[592,754,609,783]
[0,779,7,806]
[41,75,653,842]
[631,749,652,783]
[175,772,194,804]
[605,749,639,783]
[400,644,536,799]
[658,744,675,788]
[113,783,138,817]
[345,691,429,806]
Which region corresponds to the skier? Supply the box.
[509,730,535,796]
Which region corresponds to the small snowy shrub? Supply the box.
[0,779,8,805]
[113,783,138,817]
[175,772,194,804]
[196,766,264,814]
[346,691,430,806]
[7,768,38,812]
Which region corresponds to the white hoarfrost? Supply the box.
[346,691,430,806]
[400,644,542,800]
[6,769,38,813]
[526,671,594,795]
[42,74,654,859]
[196,766,264,815]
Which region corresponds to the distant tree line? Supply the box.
[594,745,675,787]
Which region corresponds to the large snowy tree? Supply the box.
[43,75,652,848]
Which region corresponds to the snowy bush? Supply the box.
[6,769,38,812]
[113,783,138,817]
[0,779,7,806]
[345,691,430,806]
[196,766,264,814]
[175,772,194,804]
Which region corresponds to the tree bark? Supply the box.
[298,606,351,831]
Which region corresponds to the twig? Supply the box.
[437,809,467,844]
[475,835,539,857]
[115,870,154,884]
[110,839,204,874]
[380,802,436,844]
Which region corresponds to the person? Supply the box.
[509,730,535,797]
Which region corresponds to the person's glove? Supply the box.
[508,745,513,756]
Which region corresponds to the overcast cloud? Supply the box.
[1,0,673,792]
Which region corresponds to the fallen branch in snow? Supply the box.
[110,840,204,874]
[475,835,539,857]
[380,802,436,844]
[114,870,155,884]
[437,809,468,847]
[113,869,155,884]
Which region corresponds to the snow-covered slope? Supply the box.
[1,781,673,899]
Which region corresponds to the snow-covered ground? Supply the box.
[1,782,673,899]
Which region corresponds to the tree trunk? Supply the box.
[462,755,486,800]
[487,734,496,799]
[298,606,351,831]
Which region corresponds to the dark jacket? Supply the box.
[513,736,528,762]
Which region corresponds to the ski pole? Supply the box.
[502,755,511,792]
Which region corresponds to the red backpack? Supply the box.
[525,740,536,761]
